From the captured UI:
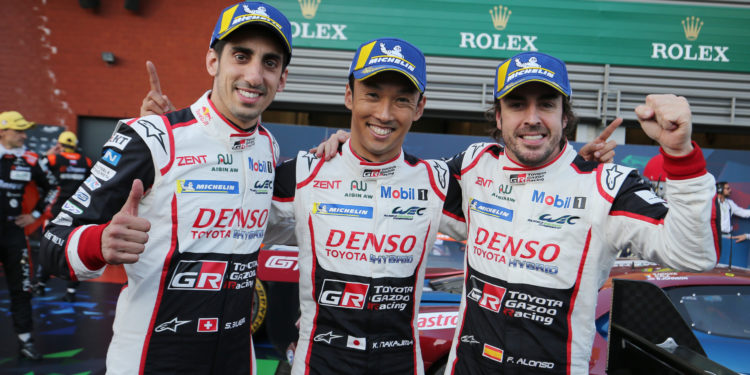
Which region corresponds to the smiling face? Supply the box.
[496,82,568,167]
[207,27,288,130]
[345,71,426,162]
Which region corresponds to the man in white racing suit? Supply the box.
[438,51,719,374]
[268,38,449,375]
[40,3,292,374]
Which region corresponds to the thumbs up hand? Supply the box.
[102,179,152,264]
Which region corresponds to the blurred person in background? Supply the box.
[716,181,750,238]
[0,110,58,360]
[34,131,92,301]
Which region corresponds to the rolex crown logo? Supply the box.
[489,5,512,31]
[298,0,321,19]
[681,16,703,41]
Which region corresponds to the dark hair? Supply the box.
[212,25,291,69]
[348,74,424,102]
[490,95,578,148]
[716,181,728,194]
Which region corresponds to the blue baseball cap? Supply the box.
[349,38,426,93]
[209,2,292,61]
[495,52,571,99]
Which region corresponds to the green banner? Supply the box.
[273,0,750,73]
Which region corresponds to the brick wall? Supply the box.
[0,0,228,131]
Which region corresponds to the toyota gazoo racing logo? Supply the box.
[231,137,255,151]
[366,285,413,311]
[466,275,507,313]
[362,166,396,178]
[318,279,369,309]
[501,290,562,327]
[509,172,545,184]
[168,260,228,291]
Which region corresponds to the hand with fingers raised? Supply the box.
[140,61,176,117]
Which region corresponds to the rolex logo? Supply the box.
[681,16,703,41]
[298,0,321,19]
[489,5,511,31]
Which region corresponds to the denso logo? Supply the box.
[319,279,369,309]
[474,227,560,262]
[168,260,228,291]
[380,186,428,200]
[248,157,272,173]
[192,208,269,229]
[326,229,417,253]
[313,180,341,189]
[531,190,586,209]
[177,155,207,166]
[467,275,506,313]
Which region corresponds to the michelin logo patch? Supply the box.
[469,199,513,222]
[176,180,239,194]
[313,203,373,219]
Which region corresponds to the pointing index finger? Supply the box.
[594,117,623,142]
[146,60,162,94]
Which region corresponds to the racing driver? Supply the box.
[267,38,448,375]
[40,2,294,373]
[437,52,719,374]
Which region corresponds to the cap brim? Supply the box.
[496,76,569,100]
[352,66,424,93]
[3,122,34,131]
[215,20,292,57]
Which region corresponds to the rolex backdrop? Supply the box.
[276,0,750,73]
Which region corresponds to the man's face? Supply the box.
[0,129,27,149]
[345,72,425,162]
[496,82,567,167]
[724,184,732,197]
[207,28,288,129]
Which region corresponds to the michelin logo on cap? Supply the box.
[349,38,426,93]
[495,52,571,99]
[209,2,292,61]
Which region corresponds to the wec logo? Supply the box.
[168,260,228,291]
[319,279,369,309]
